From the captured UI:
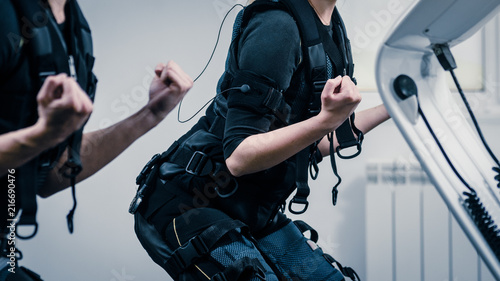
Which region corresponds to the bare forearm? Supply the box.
[354,104,390,134]
[41,106,160,195]
[79,107,158,179]
[39,61,192,196]
[318,104,390,156]
[226,115,334,177]
[0,123,59,177]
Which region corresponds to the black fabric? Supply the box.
[165,218,248,277]
[292,220,319,243]
[138,0,355,264]
[135,209,280,281]
[212,257,266,281]
[221,9,301,160]
[0,0,97,238]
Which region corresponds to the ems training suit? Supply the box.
[134,6,355,281]
[0,0,96,280]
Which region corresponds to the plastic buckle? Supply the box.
[168,253,187,273]
[191,235,209,256]
[308,81,325,116]
[168,235,209,272]
[128,191,144,214]
[288,198,309,215]
[186,151,209,176]
[136,153,161,184]
[332,186,339,206]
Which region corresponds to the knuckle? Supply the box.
[325,79,336,87]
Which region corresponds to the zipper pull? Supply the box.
[343,68,346,77]
[69,55,77,79]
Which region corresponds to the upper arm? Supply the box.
[222,10,302,159]
[237,9,301,90]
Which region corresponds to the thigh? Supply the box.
[135,208,279,281]
[256,220,346,281]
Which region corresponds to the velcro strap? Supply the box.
[225,70,290,125]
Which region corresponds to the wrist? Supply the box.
[21,121,60,150]
[311,112,343,135]
[140,105,165,130]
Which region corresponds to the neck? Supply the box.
[308,0,336,25]
[48,0,67,24]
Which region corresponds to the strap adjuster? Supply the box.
[186,151,213,176]
[166,235,210,275]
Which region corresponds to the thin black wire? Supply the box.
[449,69,500,167]
[418,106,475,194]
[418,87,500,258]
[177,4,244,124]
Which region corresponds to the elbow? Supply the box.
[225,155,246,177]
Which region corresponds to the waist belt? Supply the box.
[162,143,239,199]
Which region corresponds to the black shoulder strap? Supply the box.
[10,0,57,86]
[9,0,54,239]
[271,1,363,210]
[240,1,363,210]
[10,0,94,237]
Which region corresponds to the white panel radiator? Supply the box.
[365,159,496,281]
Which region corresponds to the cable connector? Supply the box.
[432,43,457,71]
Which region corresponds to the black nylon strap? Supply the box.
[16,160,39,240]
[169,147,216,177]
[224,70,290,125]
[335,117,358,148]
[280,0,321,47]
[293,220,319,243]
[315,14,345,77]
[334,8,355,79]
[165,219,248,277]
[324,253,361,281]
[315,8,362,160]
[289,149,311,215]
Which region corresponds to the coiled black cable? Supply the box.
[419,44,500,260]
[419,104,500,261]
[463,191,500,259]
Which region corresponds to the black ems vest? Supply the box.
[0,0,97,239]
[134,0,363,234]
[220,0,363,214]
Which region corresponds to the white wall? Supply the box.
[15,1,500,281]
